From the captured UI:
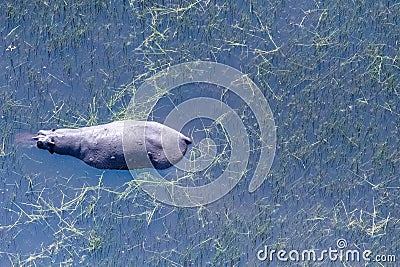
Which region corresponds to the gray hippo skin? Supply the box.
[33,120,192,170]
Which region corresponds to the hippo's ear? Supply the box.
[48,137,55,154]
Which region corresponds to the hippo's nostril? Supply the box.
[32,135,41,140]
[37,141,43,148]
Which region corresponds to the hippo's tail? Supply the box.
[183,135,192,145]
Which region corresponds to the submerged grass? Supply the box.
[0,0,399,266]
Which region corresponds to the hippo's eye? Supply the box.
[52,128,55,132]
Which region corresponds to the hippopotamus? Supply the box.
[33,120,192,170]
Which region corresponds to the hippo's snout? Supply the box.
[36,140,44,148]
[32,132,55,153]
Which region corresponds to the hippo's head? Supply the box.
[32,129,57,154]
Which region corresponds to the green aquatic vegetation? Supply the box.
[0,0,399,265]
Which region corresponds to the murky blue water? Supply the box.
[1,0,399,266]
